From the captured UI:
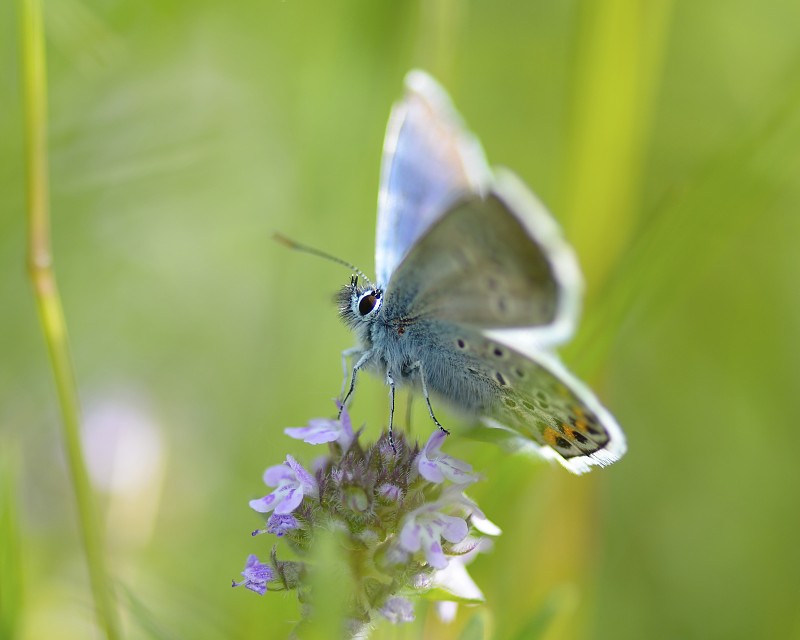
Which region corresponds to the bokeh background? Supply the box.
[2,0,800,638]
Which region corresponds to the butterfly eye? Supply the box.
[357,291,381,316]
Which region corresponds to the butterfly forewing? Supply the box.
[375,71,491,286]
[385,192,561,329]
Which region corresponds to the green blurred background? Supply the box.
[2,0,800,638]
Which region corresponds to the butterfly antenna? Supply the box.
[273,232,374,288]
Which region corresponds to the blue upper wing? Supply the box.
[374,70,492,287]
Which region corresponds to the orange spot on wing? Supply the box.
[573,419,589,433]
[543,427,558,446]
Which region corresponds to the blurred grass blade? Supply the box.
[561,0,674,293]
[565,70,800,375]
[416,0,465,80]
[508,586,577,640]
[120,584,180,640]
[458,609,491,640]
[18,0,120,637]
[295,528,355,639]
[0,443,23,640]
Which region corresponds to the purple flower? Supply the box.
[438,485,488,522]
[399,504,469,570]
[284,403,354,450]
[432,537,495,621]
[232,554,272,595]
[379,596,415,624]
[249,455,318,515]
[417,430,475,484]
[267,513,299,536]
[378,483,403,502]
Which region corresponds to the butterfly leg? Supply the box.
[339,349,373,418]
[340,347,363,396]
[410,361,450,435]
[386,370,397,453]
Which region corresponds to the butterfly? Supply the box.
[285,71,626,474]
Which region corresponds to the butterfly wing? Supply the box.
[413,322,626,474]
[375,71,624,471]
[384,170,581,346]
[375,70,491,287]
[481,344,627,475]
[380,165,621,472]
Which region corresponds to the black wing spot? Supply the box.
[555,437,571,449]
[456,338,467,349]
[495,372,507,386]
[584,411,600,426]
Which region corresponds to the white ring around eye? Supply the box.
[354,290,382,317]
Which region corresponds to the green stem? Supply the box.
[18,0,121,637]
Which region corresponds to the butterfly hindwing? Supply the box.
[480,343,626,474]
[412,323,625,474]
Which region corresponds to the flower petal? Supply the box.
[267,513,298,536]
[284,421,340,444]
[433,559,484,602]
[244,554,260,569]
[249,494,277,513]
[471,515,502,536]
[418,457,445,483]
[436,601,458,623]
[245,582,266,596]
[263,463,294,487]
[417,430,476,485]
[423,429,447,456]
[438,514,469,544]
[378,483,403,502]
[425,539,448,569]
[285,455,317,496]
[438,457,474,484]
[380,596,415,624]
[338,405,354,440]
[273,484,304,514]
[232,554,272,596]
[399,521,422,553]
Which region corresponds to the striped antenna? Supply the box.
[273,232,374,288]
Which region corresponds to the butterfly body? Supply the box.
[338,284,499,416]
[329,71,626,474]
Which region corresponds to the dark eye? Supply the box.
[358,293,379,316]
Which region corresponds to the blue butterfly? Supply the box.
[290,71,626,474]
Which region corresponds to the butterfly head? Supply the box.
[338,275,383,329]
